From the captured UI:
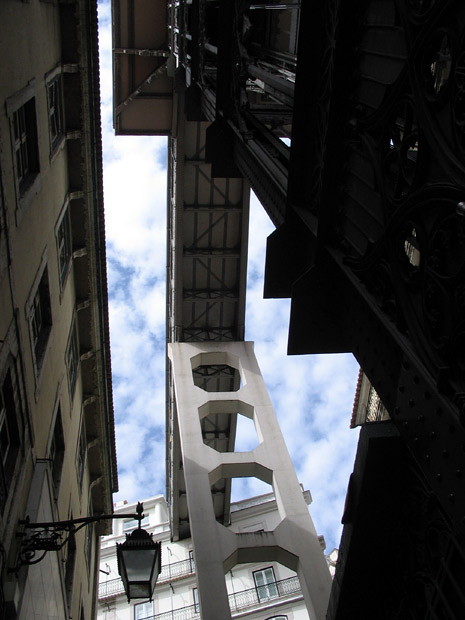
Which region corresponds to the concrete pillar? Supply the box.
[168,341,332,620]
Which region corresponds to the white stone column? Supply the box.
[168,341,332,620]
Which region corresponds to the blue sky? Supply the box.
[97,1,360,552]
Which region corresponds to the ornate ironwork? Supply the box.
[131,575,302,620]
[99,556,197,599]
[332,1,465,405]
[10,503,145,573]
[365,386,390,423]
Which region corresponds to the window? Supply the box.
[265,616,288,620]
[76,417,87,492]
[193,588,199,613]
[85,509,94,574]
[28,265,52,375]
[134,601,153,620]
[123,514,149,532]
[47,74,64,151]
[65,525,76,614]
[189,549,195,572]
[12,97,40,195]
[253,567,278,602]
[56,201,72,287]
[66,320,79,398]
[0,367,21,512]
[50,405,65,496]
[6,80,41,209]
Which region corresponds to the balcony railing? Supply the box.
[99,558,196,599]
[141,576,302,619]
[145,604,200,620]
[159,558,196,582]
[98,577,124,599]
[229,576,301,613]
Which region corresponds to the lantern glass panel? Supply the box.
[123,547,157,582]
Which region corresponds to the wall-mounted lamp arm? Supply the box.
[10,502,145,573]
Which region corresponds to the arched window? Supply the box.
[265,616,288,620]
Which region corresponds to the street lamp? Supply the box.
[117,511,161,602]
[10,501,161,603]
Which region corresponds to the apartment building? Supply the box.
[0,1,117,618]
[98,494,324,620]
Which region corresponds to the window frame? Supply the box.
[0,363,22,514]
[6,79,41,211]
[48,401,65,499]
[55,197,73,290]
[253,566,278,603]
[76,415,87,493]
[64,511,76,614]
[25,256,53,384]
[123,513,150,533]
[85,494,94,575]
[193,587,200,613]
[134,600,153,620]
[66,317,79,399]
[0,162,8,278]
[45,66,65,155]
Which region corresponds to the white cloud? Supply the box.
[97,3,168,506]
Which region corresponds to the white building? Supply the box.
[98,493,327,620]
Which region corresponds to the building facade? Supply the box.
[0,1,117,618]
[98,494,324,620]
[351,369,390,428]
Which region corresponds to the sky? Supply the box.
[97,1,360,553]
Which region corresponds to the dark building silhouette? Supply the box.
[112,1,465,618]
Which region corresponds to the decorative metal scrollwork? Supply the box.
[407,0,438,20]
[308,0,341,214]
[337,0,465,404]
[15,518,75,568]
[10,505,145,574]
[422,29,453,102]
[383,100,420,202]
[453,43,465,152]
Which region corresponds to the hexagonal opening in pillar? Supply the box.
[191,351,242,392]
[199,400,260,453]
[231,476,273,502]
[209,463,273,525]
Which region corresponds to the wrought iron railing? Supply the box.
[99,564,301,615]
[99,558,196,599]
[140,576,301,619]
[98,577,124,599]
[365,386,390,423]
[159,558,195,582]
[145,604,200,620]
[229,575,301,612]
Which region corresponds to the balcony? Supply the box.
[140,576,302,619]
[99,558,196,599]
[229,575,301,612]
